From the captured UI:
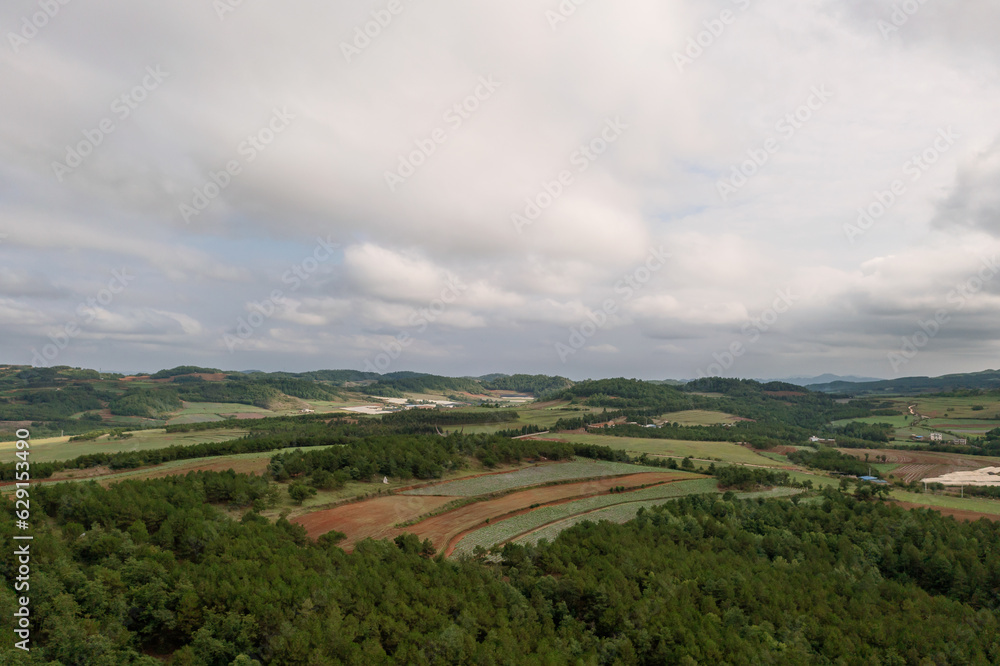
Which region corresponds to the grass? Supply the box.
[557,433,784,467]
[0,428,248,463]
[890,490,1000,516]
[660,410,744,426]
[402,460,673,497]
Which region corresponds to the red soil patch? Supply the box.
[771,446,799,455]
[293,495,457,547]
[893,501,1000,523]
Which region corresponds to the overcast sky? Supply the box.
[2,0,999,380]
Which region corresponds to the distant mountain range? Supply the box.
[764,374,885,386]
[806,369,1000,395]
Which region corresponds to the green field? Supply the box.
[504,485,802,551]
[891,490,1000,516]
[402,460,674,497]
[904,396,1000,419]
[660,410,744,426]
[1,428,248,463]
[832,415,912,427]
[452,478,720,557]
[557,433,784,467]
[443,401,603,434]
[922,418,999,436]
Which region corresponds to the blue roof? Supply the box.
[859,476,879,481]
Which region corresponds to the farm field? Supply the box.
[839,448,1000,483]
[832,415,912,428]
[292,495,457,547]
[167,401,277,424]
[660,409,745,426]
[444,401,602,434]
[0,427,248,463]
[297,470,698,553]
[451,477,720,557]
[903,396,1000,419]
[509,486,803,550]
[922,419,999,436]
[891,490,1000,517]
[407,472,696,556]
[401,460,669,497]
[557,433,786,467]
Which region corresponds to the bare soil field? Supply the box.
[292,495,457,547]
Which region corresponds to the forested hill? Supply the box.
[553,377,881,431]
[809,369,1000,395]
[5,485,999,663]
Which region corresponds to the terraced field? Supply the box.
[401,460,669,497]
[451,478,720,557]
[510,487,803,549]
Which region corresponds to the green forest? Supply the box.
[4,483,1000,664]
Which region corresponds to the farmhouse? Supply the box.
[952,438,968,445]
[930,433,943,442]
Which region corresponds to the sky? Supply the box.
[1,0,999,381]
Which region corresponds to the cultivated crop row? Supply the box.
[510,486,803,548]
[451,478,719,557]
[404,460,668,497]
